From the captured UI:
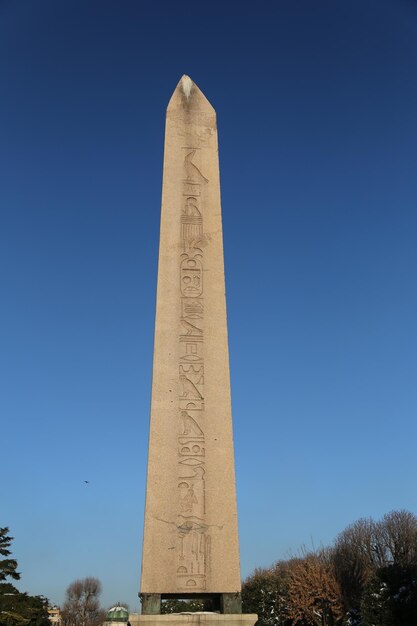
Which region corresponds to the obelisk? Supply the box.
[140,77,255,625]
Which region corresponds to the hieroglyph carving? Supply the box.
[176,147,209,591]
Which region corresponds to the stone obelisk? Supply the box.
[139,77,255,625]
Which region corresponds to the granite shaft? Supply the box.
[140,76,241,595]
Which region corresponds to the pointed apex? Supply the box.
[180,75,193,100]
[167,75,215,115]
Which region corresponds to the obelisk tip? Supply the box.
[167,75,215,114]
[180,75,193,99]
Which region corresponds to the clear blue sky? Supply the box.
[2,0,417,611]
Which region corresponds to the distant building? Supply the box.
[104,605,129,626]
[48,606,61,626]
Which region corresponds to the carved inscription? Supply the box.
[169,110,216,148]
[176,146,209,590]
[181,196,202,252]
[180,257,203,297]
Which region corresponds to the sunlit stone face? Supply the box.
[140,76,241,596]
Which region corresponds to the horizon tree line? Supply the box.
[242,509,417,626]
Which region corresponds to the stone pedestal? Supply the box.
[135,615,257,626]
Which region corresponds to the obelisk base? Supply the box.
[140,594,243,616]
[133,614,258,626]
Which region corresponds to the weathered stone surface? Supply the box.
[140,76,241,595]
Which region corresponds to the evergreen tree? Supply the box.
[0,528,20,583]
[0,527,50,626]
[361,564,417,626]
[242,564,291,626]
[0,584,49,626]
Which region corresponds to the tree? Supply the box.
[0,584,50,626]
[0,529,20,583]
[377,510,417,568]
[240,510,417,626]
[62,578,104,626]
[286,550,343,626]
[333,509,417,618]
[361,564,417,626]
[242,564,290,626]
[0,528,49,626]
[332,517,382,614]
